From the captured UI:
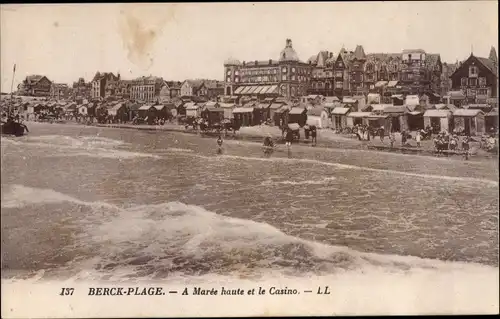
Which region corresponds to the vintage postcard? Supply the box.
[1,2,498,318]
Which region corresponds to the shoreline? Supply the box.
[25,120,498,162]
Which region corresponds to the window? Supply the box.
[461,77,468,86]
[235,78,239,83]
[226,70,231,75]
[469,66,478,77]
[336,81,343,88]
[282,75,287,81]
[479,77,487,86]
[335,71,343,78]
[292,67,296,73]
[467,89,476,96]
[469,78,477,86]
[291,75,296,81]
[282,67,287,73]
[235,71,239,76]
[478,88,488,95]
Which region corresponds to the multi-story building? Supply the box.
[91,72,119,99]
[158,81,182,102]
[450,49,498,104]
[399,49,442,95]
[180,79,205,97]
[165,81,182,98]
[440,62,458,97]
[72,77,92,99]
[104,74,132,100]
[17,75,53,96]
[50,83,71,100]
[349,45,368,95]
[130,76,164,102]
[224,39,312,100]
[198,80,225,99]
[180,79,223,99]
[307,46,442,98]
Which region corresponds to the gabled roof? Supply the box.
[476,57,497,76]
[165,81,182,89]
[26,75,51,85]
[183,79,205,89]
[451,55,498,78]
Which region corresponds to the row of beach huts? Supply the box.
[1,94,498,136]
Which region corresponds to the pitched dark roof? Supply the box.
[353,45,366,60]
[166,81,182,89]
[477,57,498,76]
[26,75,51,85]
[184,79,205,89]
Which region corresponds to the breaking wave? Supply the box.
[2,184,498,284]
[1,135,159,159]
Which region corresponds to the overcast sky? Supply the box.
[1,2,498,92]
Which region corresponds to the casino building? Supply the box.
[224,39,312,100]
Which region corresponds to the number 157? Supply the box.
[60,288,74,296]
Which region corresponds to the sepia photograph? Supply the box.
[1,2,499,317]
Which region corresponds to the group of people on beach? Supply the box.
[215,127,305,158]
[354,124,386,142]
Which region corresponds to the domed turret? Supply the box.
[279,39,299,62]
[224,58,242,66]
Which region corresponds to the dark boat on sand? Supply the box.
[1,118,29,136]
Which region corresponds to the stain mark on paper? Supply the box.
[118,5,178,70]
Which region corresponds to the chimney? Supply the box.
[269,59,272,65]
[255,60,258,65]
[286,39,292,47]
